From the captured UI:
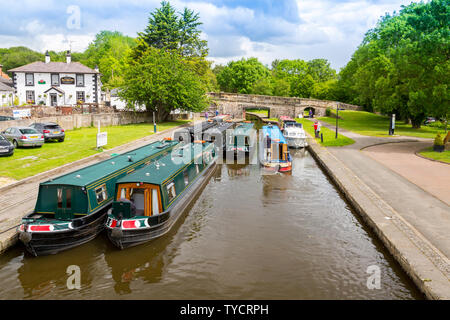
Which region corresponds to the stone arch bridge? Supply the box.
[207,92,363,119]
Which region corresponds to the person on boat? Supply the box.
[205,111,208,120]
[265,133,272,160]
[215,110,219,117]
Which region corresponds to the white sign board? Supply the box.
[97,132,107,148]
[13,109,31,119]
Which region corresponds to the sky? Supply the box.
[0,0,416,71]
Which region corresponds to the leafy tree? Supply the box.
[119,46,209,121]
[251,78,273,96]
[337,0,449,128]
[0,47,44,76]
[217,58,270,94]
[307,59,337,82]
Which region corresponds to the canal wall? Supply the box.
[306,137,450,300]
[0,123,191,255]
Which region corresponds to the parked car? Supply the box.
[29,122,65,142]
[0,116,15,121]
[0,133,14,156]
[1,127,44,148]
[424,117,436,125]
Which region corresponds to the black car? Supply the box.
[0,133,14,156]
[29,122,65,142]
[0,116,15,121]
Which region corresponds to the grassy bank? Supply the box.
[246,109,269,117]
[319,110,445,139]
[296,118,355,147]
[0,121,189,180]
[418,147,450,164]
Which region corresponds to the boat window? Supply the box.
[196,164,200,174]
[183,170,189,186]
[167,182,176,202]
[131,189,145,215]
[95,184,108,204]
[152,188,160,215]
[57,188,63,208]
[66,189,72,209]
[120,188,126,199]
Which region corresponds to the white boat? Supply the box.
[282,121,308,148]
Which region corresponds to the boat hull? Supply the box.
[286,137,307,148]
[18,209,107,256]
[106,161,218,249]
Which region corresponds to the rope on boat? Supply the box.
[0,223,21,235]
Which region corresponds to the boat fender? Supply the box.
[19,230,32,244]
[110,227,123,239]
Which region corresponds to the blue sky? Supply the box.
[0,0,415,71]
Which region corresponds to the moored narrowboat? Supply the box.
[17,139,179,256]
[226,121,256,158]
[203,119,235,154]
[259,124,292,173]
[106,141,217,249]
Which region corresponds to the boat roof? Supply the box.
[233,122,255,136]
[262,125,287,144]
[280,116,294,121]
[41,140,179,187]
[117,142,214,185]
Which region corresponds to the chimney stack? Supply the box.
[45,50,50,64]
[66,50,71,64]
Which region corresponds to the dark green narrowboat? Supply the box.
[18,139,179,256]
[106,141,217,249]
[226,121,256,158]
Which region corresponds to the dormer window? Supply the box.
[76,74,84,87]
[51,74,59,86]
[25,73,34,86]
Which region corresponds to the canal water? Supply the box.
[0,149,422,299]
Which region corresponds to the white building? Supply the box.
[9,51,102,106]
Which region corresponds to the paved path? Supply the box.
[364,141,450,206]
[316,120,450,257]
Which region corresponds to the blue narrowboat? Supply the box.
[259,124,292,172]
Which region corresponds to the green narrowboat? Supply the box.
[106,141,217,249]
[18,138,179,256]
[226,121,256,158]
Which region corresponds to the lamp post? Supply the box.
[335,103,339,139]
[153,110,157,133]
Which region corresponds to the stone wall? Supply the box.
[208,92,363,119]
[0,111,156,131]
[0,105,116,118]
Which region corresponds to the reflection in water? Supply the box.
[0,150,423,299]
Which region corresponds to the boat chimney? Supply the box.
[66,50,71,64]
[45,50,50,64]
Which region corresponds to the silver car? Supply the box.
[2,126,45,148]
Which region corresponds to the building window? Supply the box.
[76,91,85,103]
[76,74,84,87]
[25,73,34,86]
[51,74,59,86]
[26,90,35,104]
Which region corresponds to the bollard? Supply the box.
[321,133,323,143]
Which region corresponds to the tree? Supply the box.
[307,59,337,82]
[217,58,270,94]
[0,47,44,76]
[119,46,209,121]
[336,0,450,128]
[136,1,207,57]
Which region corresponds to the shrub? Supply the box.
[434,133,444,146]
[325,108,331,117]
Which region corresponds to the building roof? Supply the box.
[0,81,14,92]
[8,61,99,74]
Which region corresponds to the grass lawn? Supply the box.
[319,110,446,139]
[419,147,450,164]
[296,118,355,147]
[0,120,190,180]
[246,109,269,117]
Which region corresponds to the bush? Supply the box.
[325,108,331,117]
[434,133,444,146]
